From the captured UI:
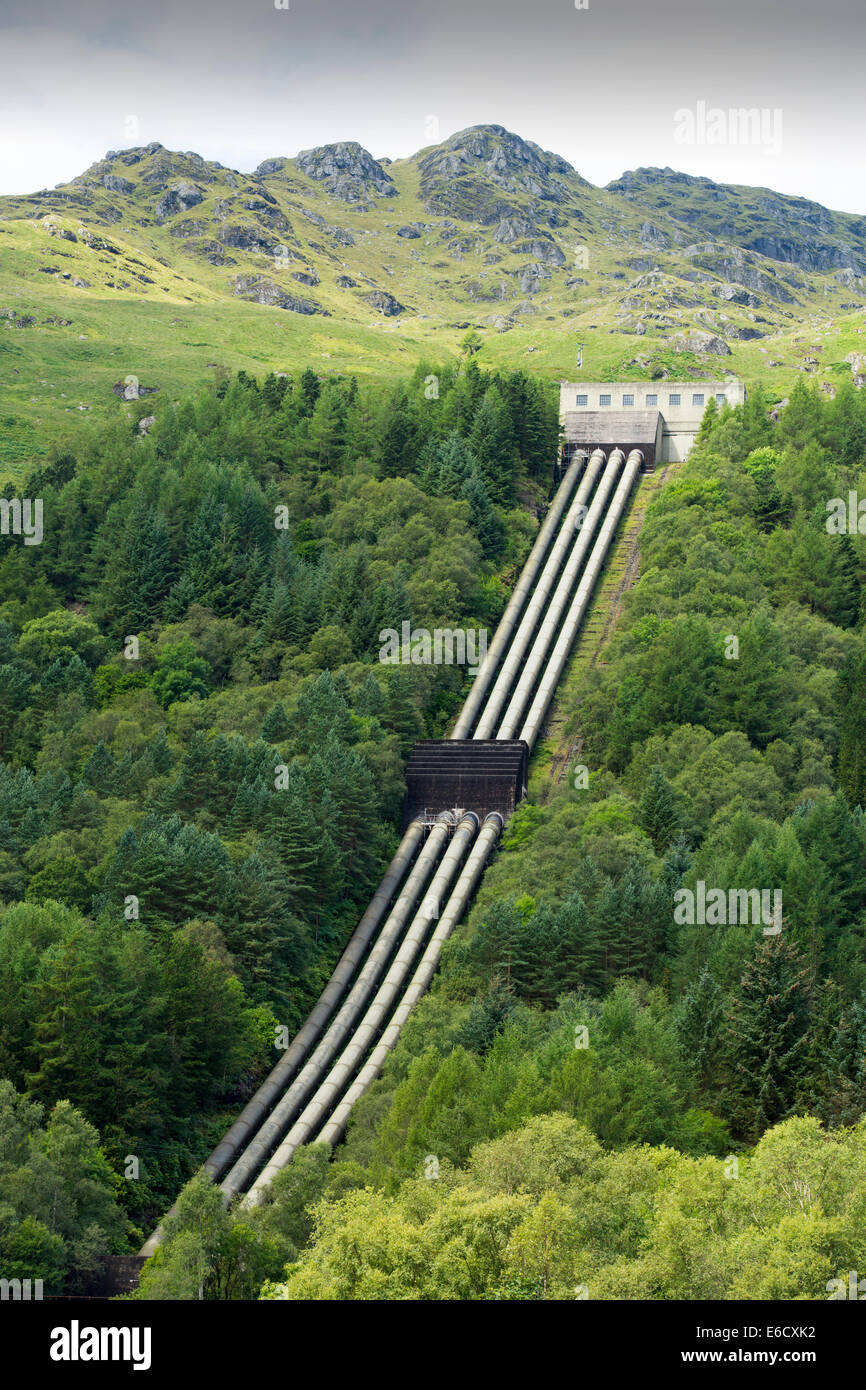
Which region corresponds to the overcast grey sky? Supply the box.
[1,0,863,211]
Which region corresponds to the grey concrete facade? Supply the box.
[559,379,746,462]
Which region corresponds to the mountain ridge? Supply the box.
[1,123,864,479]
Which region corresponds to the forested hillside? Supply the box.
[0,358,556,1289]
[136,378,866,1301]
[4,366,866,1300]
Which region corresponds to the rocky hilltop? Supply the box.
[1,124,864,449]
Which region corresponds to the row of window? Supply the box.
[575,391,725,409]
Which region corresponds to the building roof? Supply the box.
[562,409,661,445]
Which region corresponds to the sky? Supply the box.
[1,0,863,212]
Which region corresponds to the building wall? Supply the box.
[559,380,746,463]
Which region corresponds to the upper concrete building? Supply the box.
[559,379,746,466]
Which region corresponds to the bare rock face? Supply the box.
[513,237,566,267]
[492,215,535,245]
[217,224,275,253]
[417,124,580,226]
[683,243,796,303]
[112,380,158,398]
[638,221,671,250]
[154,181,203,222]
[230,273,328,315]
[102,174,135,195]
[514,263,551,295]
[365,289,405,316]
[295,142,396,205]
[671,329,731,356]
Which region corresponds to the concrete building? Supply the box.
[559,379,746,466]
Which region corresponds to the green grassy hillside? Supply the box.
[2,125,865,484]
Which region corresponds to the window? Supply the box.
[622,393,634,407]
[575,393,588,406]
[668,393,681,406]
[599,393,611,406]
[715,393,726,405]
[692,393,705,406]
[645,393,658,406]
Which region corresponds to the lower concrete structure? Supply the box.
[403,739,528,829]
[561,409,662,470]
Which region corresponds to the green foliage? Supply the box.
[0,1079,127,1294]
[264,1112,866,1301]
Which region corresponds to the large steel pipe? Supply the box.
[243,814,483,1201]
[495,450,625,741]
[518,450,643,752]
[206,817,424,1178]
[139,816,425,1256]
[450,452,586,739]
[317,813,503,1151]
[219,816,453,1197]
[472,450,606,740]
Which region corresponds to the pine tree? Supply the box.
[262,701,291,743]
[461,469,505,558]
[674,967,724,1092]
[721,937,812,1139]
[81,740,116,795]
[836,644,866,807]
[470,386,518,505]
[378,392,414,478]
[828,534,861,629]
[297,368,320,417]
[638,767,682,853]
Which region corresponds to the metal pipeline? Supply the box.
[316,813,503,1152]
[472,449,606,741]
[243,813,483,1202]
[518,449,643,752]
[495,449,625,741]
[207,818,423,1178]
[450,452,586,739]
[138,816,425,1256]
[218,815,453,1198]
[141,440,646,1235]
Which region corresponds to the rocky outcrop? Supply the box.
[513,237,565,266]
[638,221,671,250]
[230,274,328,314]
[102,174,134,195]
[670,329,731,356]
[365,289,405,316]
[609,166,866,275]
[112,380,157,398]
[217,224,275,253]
[417,125,582,226]
[514,263,551,295]
[154,181,203,222]
[714,282,760,307]
[295,142,396,204]
[683,243,796,303]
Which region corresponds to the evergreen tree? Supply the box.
[674,967,724,1092]
[639,767,682,853]
[470,386,519,505]
[720,937,812,1140]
